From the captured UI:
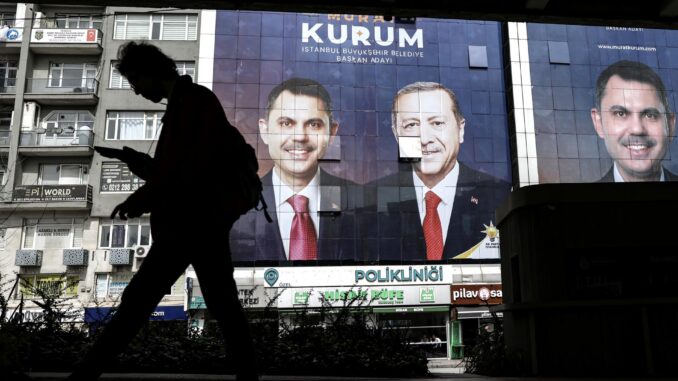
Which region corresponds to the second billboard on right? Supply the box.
[527,23,678,183]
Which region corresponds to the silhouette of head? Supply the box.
[116,42,178,103]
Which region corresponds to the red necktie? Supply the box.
[423,191,443,260]
[288,194,318,260]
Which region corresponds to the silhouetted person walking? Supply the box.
[67,42,258,381]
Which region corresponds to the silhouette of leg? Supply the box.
[193,248,258,381]
[68,242,189,380]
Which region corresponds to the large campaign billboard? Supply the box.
[212,12,512,264]
[520,23,678,183]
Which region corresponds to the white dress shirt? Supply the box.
[271,168,321,260]
[412,163,460,245]
[613,163,665,182]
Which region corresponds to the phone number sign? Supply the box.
[100,161,144,193]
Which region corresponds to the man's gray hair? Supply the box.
[391,82,464,128]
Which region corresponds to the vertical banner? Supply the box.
[522,24,678,183]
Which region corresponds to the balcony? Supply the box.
[30,28,102,55]
[19,129,94,156]
[24,78,99,106]
[11,184,93,210]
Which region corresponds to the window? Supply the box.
[39,164,89,185]
[41,111,94,145]
[55,14,103,29]
[95,272,183,298]
[114,13,198,41]
[109,61,195,89]
[99,218,152,248]
[22,218,85,249]
[48,63,97,89]
[0,13,14,27]
[105,111,163,140]
[19,274,78,299]
[0,109,11,145]
[0,60,17,88]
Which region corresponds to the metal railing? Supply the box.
[19,129,94,147]
[25,78,99,94]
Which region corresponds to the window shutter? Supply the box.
[125,15,151,39]
[187,16,198,40]
[23,225,35,248]
[73,221,84,248]
[114,17,126,39]
[161,15,187,40]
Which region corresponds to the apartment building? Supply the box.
[0,3,200,324]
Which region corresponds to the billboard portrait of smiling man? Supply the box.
[591,60,678,182]
[371,81,511,261]
[230,77,356,262]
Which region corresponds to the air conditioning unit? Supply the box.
[21,102,40,129]
[63,248,89,266]
[134,245,149,258]
[15,249,43,267]
[109,248,133,265]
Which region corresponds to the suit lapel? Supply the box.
[444,164,472,259]
[256,171,286,261]
[392,169,426,261]
[317,169,345,260]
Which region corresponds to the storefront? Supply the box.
[449,284,503,358]
[273,267,453,359]
[186,276,278,331]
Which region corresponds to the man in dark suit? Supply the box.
[591,60,677,182]
[231,78,355,262]
[371,82,510,261]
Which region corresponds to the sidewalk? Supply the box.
[25,372,678,381]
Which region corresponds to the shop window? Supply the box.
[18,274,79,299]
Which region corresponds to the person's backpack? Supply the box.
[232,141,272,222]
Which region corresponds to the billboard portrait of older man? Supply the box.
[370,81,511,261]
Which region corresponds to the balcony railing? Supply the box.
[20,129,94,147]
[25,78,98,94]
[31,28,102,45]
[13,184,93,203]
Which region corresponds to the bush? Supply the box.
[0,279,429,377]
[463,306,525,376]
